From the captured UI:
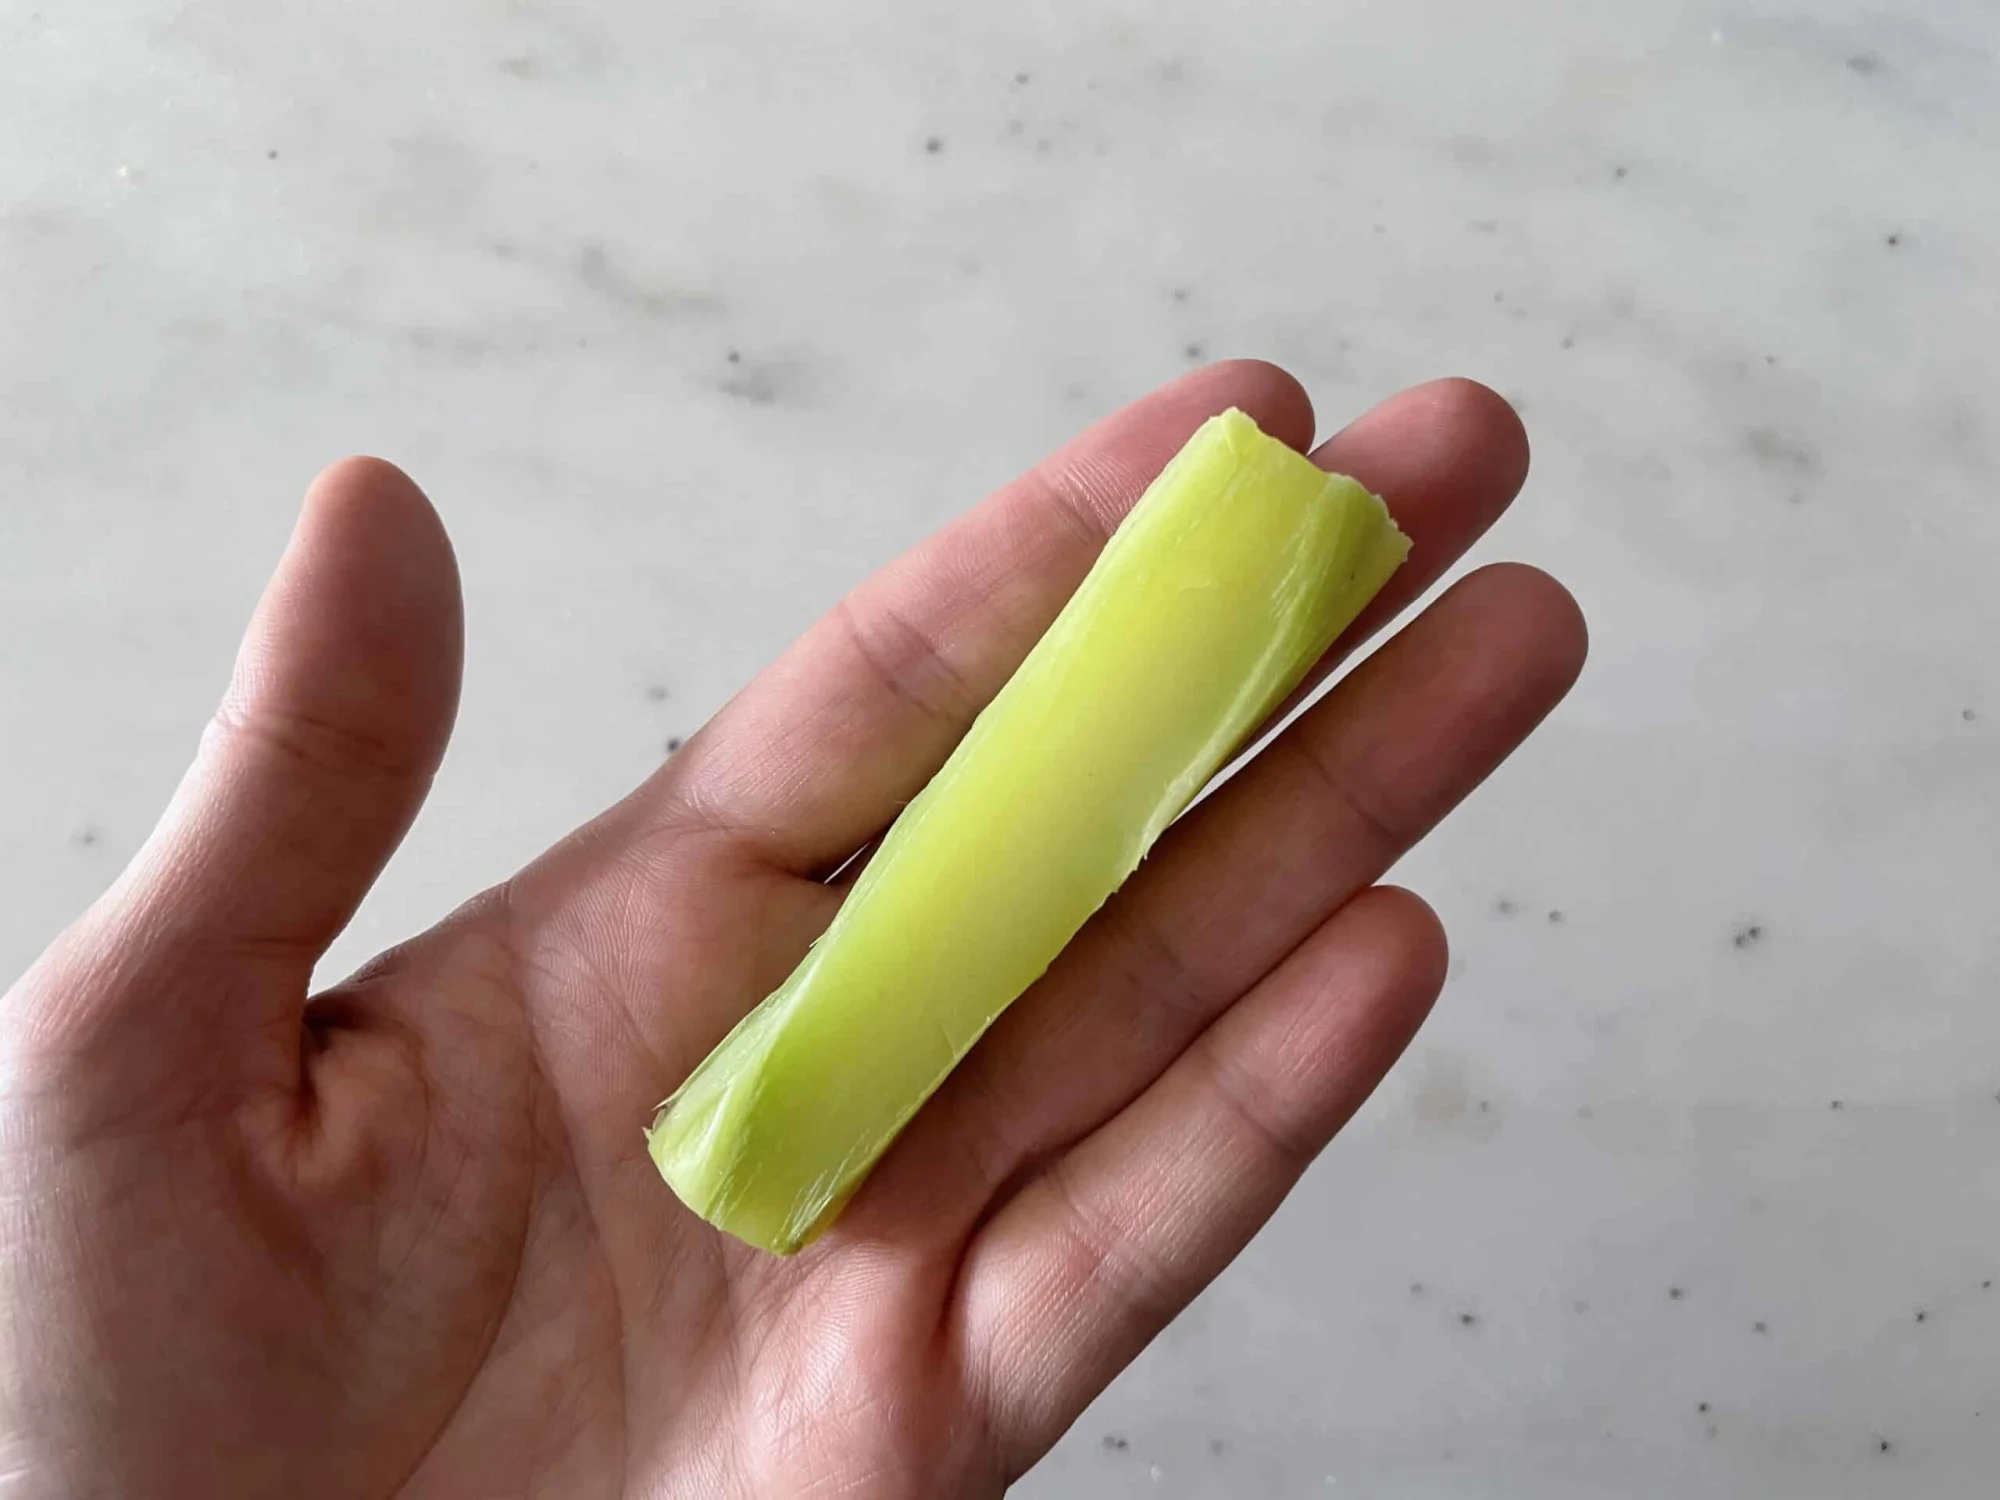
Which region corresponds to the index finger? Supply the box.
[632,360,1315,874]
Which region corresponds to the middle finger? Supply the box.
[856,561,1586,1240]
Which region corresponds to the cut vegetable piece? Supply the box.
[647,407,1411,1254]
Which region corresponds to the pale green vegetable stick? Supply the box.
[648,407,1410,1254]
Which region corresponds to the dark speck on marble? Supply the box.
[646,684,669,702]
[1613,164,1628,180]
[1831,1099,1844,1110]
[1886,232,1903,248]
[1208,1438,1228,1455]
[1754,1320,1770,1334]
[1668,1286,1686,1301]
[1102,1433,1129,1452]
[924,136,944,155]
[1847,52,1885,75]
[1560,336,1576,350]
[1548,909,1565,923]
[1410,1281,1425,1296]
[1698,1402,1711,1414]
[1964,708,1977,722]
[1184,342,1205,361]
[1732,923,1765,950]
[1013,70,1031,86]
[665,737,683,754]
[73,826,100,849]
[1494,897,1518,917]
[1879,1438,1895,1454]
[1171,286,1190,304]
[1459,1312,1478,1326]
[1915,1309,1928,1323]
[266,148,278,160]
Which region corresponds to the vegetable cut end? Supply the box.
[649,407,1410,1255]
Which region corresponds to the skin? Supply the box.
[0,363,1585,1498]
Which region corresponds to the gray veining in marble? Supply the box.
[3,1,1997,1494]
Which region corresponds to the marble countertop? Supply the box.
[3,2,1996,1494]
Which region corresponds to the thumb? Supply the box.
[33,458,463,1094]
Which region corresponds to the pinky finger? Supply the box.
[955,886,1447,1477]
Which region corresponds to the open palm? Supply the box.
[1,363,1584,1498]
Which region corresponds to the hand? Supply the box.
[0,364,1584,1498]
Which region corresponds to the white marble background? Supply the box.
[4,1,1997,1494]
